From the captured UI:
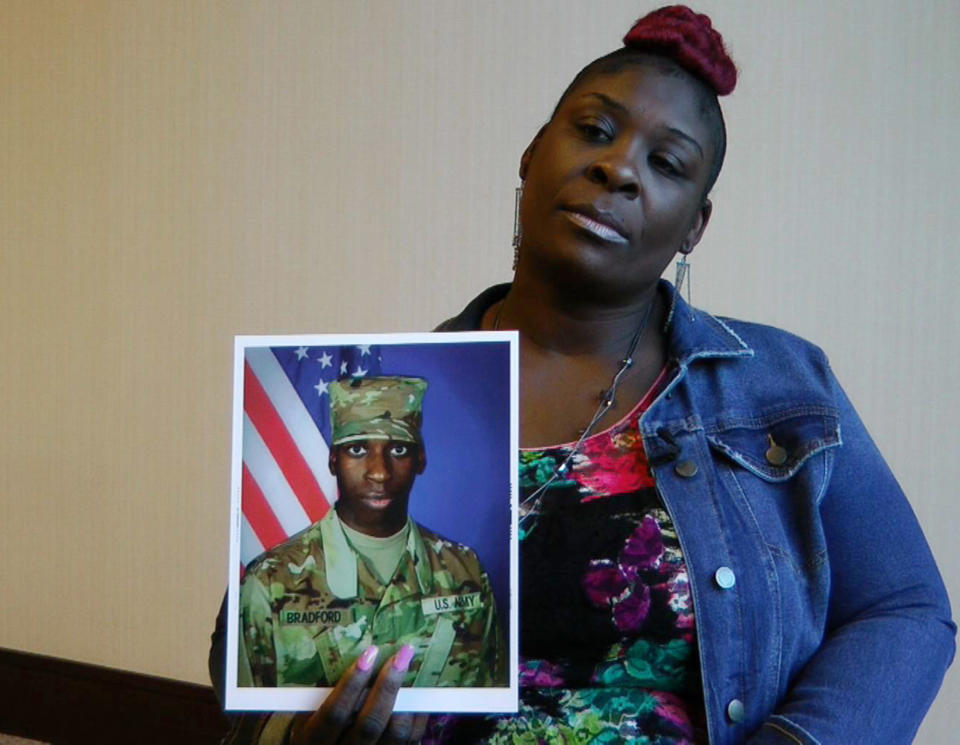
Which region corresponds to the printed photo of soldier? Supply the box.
[237,375,506,689]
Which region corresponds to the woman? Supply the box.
[213,6,954,743]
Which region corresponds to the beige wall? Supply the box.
[1,0,957,739]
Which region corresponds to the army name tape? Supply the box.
[421,592,482,615]
[280,609,345,625]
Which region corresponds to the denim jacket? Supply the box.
[212,283,954,744]
[440,282,955,745]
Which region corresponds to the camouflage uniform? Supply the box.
[238,502,505,688]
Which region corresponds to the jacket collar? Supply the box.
[661,280,754,367]
[441,280,754,366]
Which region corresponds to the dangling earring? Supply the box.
[512,185,523,271]
[664,252,690,330]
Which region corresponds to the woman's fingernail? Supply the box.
[392,644,415,672]
[357,645,379,671]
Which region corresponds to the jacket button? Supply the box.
[765,443,788,466]
[714,566,736,589]
[675,460,698,478]
[727,698,745,723]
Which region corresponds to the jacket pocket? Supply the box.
[705,406,840,482]
[704,407,840,692]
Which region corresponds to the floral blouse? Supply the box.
[427,371,706,744]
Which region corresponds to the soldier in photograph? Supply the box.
[237,375,505,689]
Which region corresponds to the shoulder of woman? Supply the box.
[714,314,830,368]
[685,313,841,412]
[434,284,511,331]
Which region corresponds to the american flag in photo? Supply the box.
[240,343,382,566]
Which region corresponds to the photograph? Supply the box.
[225,332,518,713]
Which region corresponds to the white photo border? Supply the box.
[225,331,519,713]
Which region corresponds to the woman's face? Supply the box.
[518,64,715,301]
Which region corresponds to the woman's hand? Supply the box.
[288,644,429,745]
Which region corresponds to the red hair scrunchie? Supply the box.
[623,5,737,96]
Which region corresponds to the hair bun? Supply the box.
[622,5,736,95]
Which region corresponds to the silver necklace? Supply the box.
[493,297,655,537]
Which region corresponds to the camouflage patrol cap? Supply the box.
[329,376,427,446]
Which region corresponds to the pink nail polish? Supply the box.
[357,645,379,672]
[392,644,415,672]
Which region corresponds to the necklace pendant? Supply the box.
[518,301,656,539]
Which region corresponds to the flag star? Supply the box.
[318,351,333,368]
[295,346,309,360]
[353,365,368,377]
[314,378,329,397]
[357,344,371,356]
[340,361,349,375]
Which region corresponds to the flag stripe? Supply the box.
[240,515,265,567]
[245,347,337,501]
[244,361,329,524]
[242,413,314,536]
[241,465,287,553]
